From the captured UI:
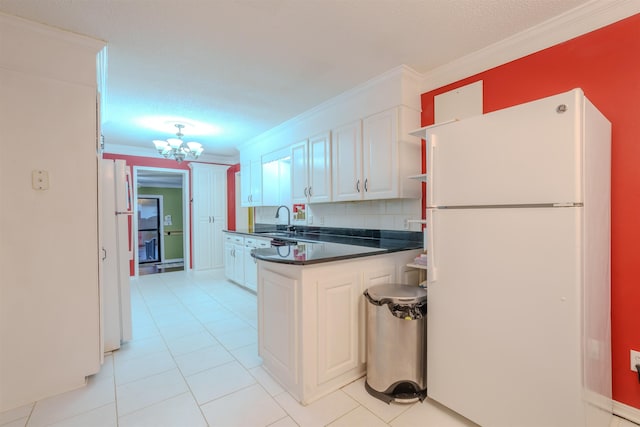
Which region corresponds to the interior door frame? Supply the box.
[133,166,190,277]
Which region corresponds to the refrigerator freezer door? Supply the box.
[426,207,595,427]
[426,89,584,208]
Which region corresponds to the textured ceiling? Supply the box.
[0,0,591,161]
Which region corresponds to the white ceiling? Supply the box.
[0,0,594,162]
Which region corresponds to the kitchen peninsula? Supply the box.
[246,226,423,405]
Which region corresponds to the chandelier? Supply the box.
[152,123,204,163]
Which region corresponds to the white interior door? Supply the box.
[427,89,582,207]
[426,206,585,427]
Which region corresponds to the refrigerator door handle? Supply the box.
[426,209,437,283]
[427,135,437,207]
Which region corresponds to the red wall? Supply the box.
[227,164,240,231]
[102,153,236,274]
[420,14,640,408]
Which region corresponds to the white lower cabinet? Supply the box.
[257,249,421,404]
[316,271,361,385]
[258,268,299,391]
[244,237,270,292]
[223,233,243,285]
[224,232,270,292]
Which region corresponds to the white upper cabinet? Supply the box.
[239,66,423,204]
[333,106,421,201]
[262,148,292,207]
[331,120,362,202]
[291,131,331,204]
[291,139,308,204]
[308,132,332,203]
[241,159,262,207]
[362,108,398,199]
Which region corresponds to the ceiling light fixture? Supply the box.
[152,123,203,163]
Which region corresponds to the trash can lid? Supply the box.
[365,283,427,304]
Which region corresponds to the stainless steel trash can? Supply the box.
[363,283,427,403]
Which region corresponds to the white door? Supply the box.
[224,238,235,280]
[291,140,308,203]
[240,161,252,206]
[192,165,215,270]
[426,207,584,427]
[191,164,227,270]
[308,131,331,203]
[426,89,582,207]
[363,108,398,200]
[250,159,263,206]
[331,120,362,202]
[316,271,361,384]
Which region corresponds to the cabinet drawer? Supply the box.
[224,233,244,244]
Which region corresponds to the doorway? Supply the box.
[137,195,162,264]
[133,167,190,276]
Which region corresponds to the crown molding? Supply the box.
[238,64,421,152]
[421,0,640,92]
[0,11,105,52]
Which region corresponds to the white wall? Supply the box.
[0,13,105,411]
[255,199,422,232]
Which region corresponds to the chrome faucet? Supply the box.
[275,205,292,230]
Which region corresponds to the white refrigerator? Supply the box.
[421,89,612,427]
[101,159,133,352]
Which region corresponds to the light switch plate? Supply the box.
[32,170,49,190]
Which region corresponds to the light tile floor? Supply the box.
[1,269,637,427]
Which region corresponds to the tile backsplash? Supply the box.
[254,199,422,232]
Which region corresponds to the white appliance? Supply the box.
[101,159,133,351]
[421,89,612,427]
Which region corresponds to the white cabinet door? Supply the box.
[291,140,308,204]
[191,164,227,270]
[262,149,292,207]
[240,161,252,206]
[259,268,299,391]
[193,165,215,269]
[363,108,397,200]
[250,159,262,206]
[316,271,362,384]
[308,131,331,203]
[262,159,279,206]
[233,242,245,284]
[224,237,235,280]
[244,237,270,292]
[243,246,258,292]
[331,120,362,202]
[240,159,263,207]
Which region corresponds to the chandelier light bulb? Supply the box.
[151,123,204,163]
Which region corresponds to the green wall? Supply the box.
[138,186,183,260]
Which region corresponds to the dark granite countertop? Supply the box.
[225,224,423,265]
[252,241,388,265]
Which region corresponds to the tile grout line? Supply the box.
[130,271,264,424]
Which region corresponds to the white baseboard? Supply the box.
[614,401,640,425]
[163,258,184,264]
